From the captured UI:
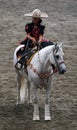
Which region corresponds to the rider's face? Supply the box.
[32,17,40,24]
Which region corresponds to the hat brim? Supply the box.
[24,12,48,18]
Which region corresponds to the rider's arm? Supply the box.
[25,24,36,44]
[26,33,36,43]
[38,35,43,43]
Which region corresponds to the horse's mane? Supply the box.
[34,45,55,59]
[40,45,54,53]
[29,45,55,67]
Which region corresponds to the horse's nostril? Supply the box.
[62,70,65,74]
[61,69,66,74]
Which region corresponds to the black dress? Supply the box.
[21,22,45,48]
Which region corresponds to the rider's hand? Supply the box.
[32,38,36,44]
[38,35,43,44]
[38,39,42,45]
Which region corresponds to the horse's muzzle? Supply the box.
[58,64,67,74]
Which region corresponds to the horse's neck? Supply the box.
[31,45,54,72]
[40,46,54,71]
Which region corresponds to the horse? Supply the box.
[13,42,66,120]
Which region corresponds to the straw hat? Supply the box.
[24,9,48,18]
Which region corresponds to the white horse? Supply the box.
[13,43,66,120]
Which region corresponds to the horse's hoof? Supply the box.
[45,116,51,121]
[16,101,22,106]
[33,116,40,121]
[27,100,33,105]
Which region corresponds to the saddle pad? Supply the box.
[27,52,37,65]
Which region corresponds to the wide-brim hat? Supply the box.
[24,9,48,18]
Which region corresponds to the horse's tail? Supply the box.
[13,45,27,104]
[16,71,27,104]
[20,76,26,103]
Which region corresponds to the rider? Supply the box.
[19,8,54,49]
[17,9,54,69]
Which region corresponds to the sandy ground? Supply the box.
[0,0,77,130]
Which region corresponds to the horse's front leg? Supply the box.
[31,82,40,120]
[45,81,52,120]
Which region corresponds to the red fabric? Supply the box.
[41,38,49,42]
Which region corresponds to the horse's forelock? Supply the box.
[53,43,64,57]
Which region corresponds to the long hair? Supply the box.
[32,18,42,25]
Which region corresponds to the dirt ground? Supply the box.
[0,0,77,130]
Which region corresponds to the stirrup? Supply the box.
[15,61,24,70]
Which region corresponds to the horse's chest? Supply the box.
[34,76,51,88]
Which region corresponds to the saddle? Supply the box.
[15,46,37,70]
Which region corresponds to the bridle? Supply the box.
[53,46,65,68]
[58,61,65,66]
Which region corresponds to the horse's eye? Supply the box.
[55,55,59,59]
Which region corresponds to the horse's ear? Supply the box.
[60,42,64,47]
[54,42,58,53]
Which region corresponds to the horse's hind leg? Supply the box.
[16,71,26,105]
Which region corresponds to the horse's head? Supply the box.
[52,43,66,74]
